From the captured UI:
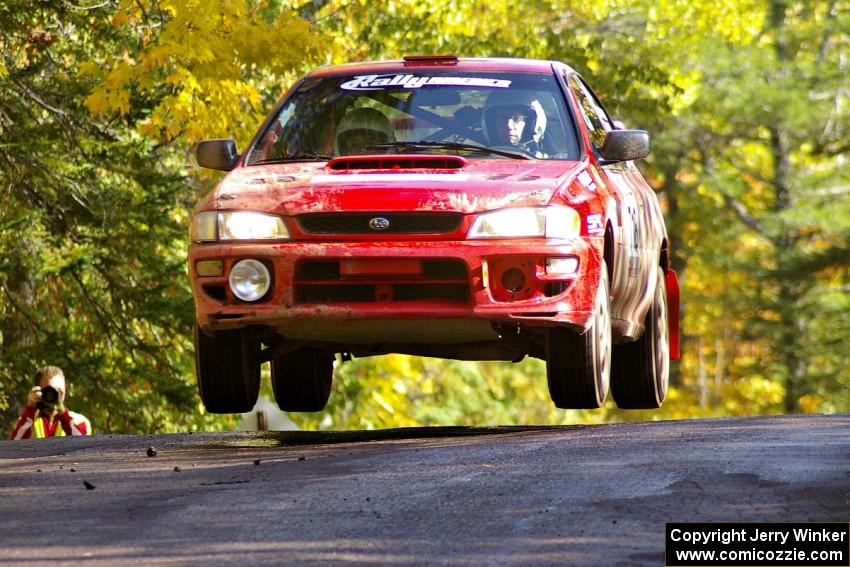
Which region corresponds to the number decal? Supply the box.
[586,213,604,235]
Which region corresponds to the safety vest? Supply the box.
[32,411,91,438]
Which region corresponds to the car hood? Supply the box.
[210,159,588,215]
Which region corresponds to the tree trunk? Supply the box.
[768,0,806,413]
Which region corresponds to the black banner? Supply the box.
[666,522,849,566]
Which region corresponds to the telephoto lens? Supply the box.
[40,385,59,405]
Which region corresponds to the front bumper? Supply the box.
[189,238,604,342]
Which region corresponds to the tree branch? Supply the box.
[722,193,767,236]
[809,184,850,198]
[0,284,43,336]
[792,243,850,276]
[10,79,70,120]
[296,0,336,22]
[816,0,838,66]
[62,0,112,10]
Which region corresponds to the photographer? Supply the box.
[10,366,91,440]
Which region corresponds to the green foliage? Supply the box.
[655,0,850,413]
[0,0,318,434]
[288,355,595,430]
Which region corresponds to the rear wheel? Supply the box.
[194,325,260,413]
[611,267,669,409]
[271,348,334,412]
[546,263,611,409]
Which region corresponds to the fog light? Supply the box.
[229,259,271,302]
[196,260,224,277]
[501,268,526,292]
[545,257,579,277]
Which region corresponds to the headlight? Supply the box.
[229,259,271,301]
[191,211,218,241]
[544,207,582,240]
[468,206,581,239]
[191,211,289,242]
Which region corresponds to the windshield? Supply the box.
[245,70,581,164]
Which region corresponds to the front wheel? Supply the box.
[271,348,334,412]
[194,325,260,413]
[546,263,611,409]
[611,266,670,409]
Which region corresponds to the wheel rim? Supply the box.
[595,276,612,401]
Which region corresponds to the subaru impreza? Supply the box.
[189,55,680,414]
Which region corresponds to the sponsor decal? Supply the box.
[586,213,604,235]
[340,74,512,91]
[577,170,598,192]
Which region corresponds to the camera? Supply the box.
[37,385,59,409]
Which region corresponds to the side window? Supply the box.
[567,75,613,150]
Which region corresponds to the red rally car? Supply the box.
[189,55,680,414]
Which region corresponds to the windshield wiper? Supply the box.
[252,153,333,164]
[368,141,532,160]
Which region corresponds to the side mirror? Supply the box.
[599,130,650,163]
[196,139,239,171]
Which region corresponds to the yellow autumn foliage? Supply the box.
[84,0,322,145]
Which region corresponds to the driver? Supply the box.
[334,107,396,155]
[483,94,548,157]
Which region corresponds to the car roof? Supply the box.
[307,57,570,78]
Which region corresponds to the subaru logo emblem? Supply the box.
[369,217,390,231]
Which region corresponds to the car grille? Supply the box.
[296,212,463,235]
[296,283,469,304]
[294,259,470,304]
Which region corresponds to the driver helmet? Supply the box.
[482,91,547,149]
[334,107,396,155]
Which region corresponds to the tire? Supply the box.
[271,348,334,412]
[611,266,670,409]
[194,325,260,413]
[546,263,612,409]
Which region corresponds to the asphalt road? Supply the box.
[0,414,848,566]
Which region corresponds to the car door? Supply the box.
[564,73,647,330]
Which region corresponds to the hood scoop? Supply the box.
[327,154,468,172]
